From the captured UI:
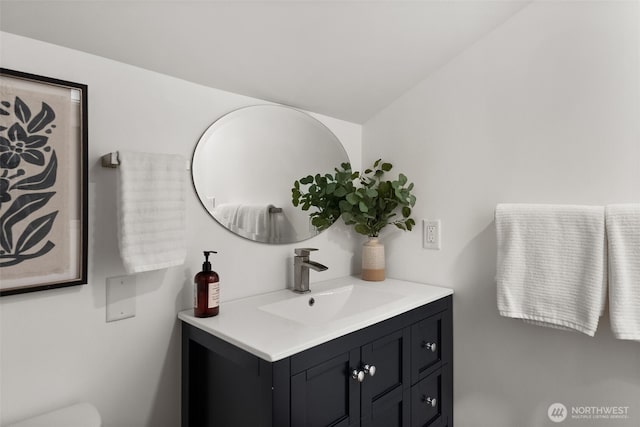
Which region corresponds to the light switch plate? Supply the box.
[106,275,136,322]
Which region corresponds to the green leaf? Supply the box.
[359,201,368,213]
[325,182,336,194]
[366,188,377,198]
[339,200,352,212]
[346,193,359,205]
[334,186,347,197]
[355,224,370,235]
[402,206,411,218]
[381,163,392,172]
[398,173,407,186]
[374,159,381,167]
[300,175,313,185]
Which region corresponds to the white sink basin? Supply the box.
[179,276,453,361]
[259,284,403,325]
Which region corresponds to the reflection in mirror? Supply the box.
[192,105,349,244]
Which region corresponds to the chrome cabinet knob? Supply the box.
[363,364,376,377]
[422,341,437,352]
[422,395,437,407]
[351,369,365,383]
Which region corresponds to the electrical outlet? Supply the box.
[423,219,441,250]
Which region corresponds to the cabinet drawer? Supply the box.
[410,367,449,427]
[410,312,447,383]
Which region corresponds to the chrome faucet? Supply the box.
[293,248,328,293]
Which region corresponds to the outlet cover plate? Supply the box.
[106,275,136,322]
[423,219,441,250]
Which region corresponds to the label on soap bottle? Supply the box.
[193,283,198,308]
[208,281,219,309]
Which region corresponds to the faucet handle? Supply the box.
[294,248,318,256]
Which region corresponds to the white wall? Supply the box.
[0,32,361,426]
[363,1,640,426]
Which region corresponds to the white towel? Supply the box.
[606,204,640,341]
[213,203,241,229]
[117,151,186,273]
[214,203,276,242]
[495,204,607,336]
[234,204,273,242]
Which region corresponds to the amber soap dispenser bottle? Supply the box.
[194,251,220,318]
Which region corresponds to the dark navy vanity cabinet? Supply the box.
[182,295,452,427]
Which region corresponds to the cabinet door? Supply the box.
[363,386,411,427]
[291,348,361,427]
[360,328,411,427]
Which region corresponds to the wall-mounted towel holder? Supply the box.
[101,152,121,168]
[101,152,191,170]
[206,197,282,214]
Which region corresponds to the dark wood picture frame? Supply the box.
[0,68,88,296]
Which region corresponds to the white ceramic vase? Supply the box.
[361,237,385,281]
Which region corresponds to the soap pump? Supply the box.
[194,251,220,318]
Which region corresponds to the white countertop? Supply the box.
[178,276,453,362]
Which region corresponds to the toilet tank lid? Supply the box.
[7,403,101,427]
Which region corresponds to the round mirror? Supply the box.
[192,105,349,244]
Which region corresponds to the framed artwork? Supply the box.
[0,68,88,296]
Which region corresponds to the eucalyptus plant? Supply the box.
[291,162,358,232]
[291,159,416,237]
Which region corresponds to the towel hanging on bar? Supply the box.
[102,151,190,170]
[495,203,607,336]
[117,151,187,273]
